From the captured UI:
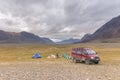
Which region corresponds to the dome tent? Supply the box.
[32,53,41,58]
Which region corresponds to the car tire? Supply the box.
[95,61,99,64]
[73,58,77,63]
[85,59,90,65]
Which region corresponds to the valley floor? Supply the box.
[0,43,120,80]
[0,60,120,80]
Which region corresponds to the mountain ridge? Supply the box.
[0,30,54,44]
[80,15,120,43]
[57,38,80,44]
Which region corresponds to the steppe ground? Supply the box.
[0,43,120,80]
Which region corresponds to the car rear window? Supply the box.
[77,51,82,54]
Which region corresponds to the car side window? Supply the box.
[77,51,82,54]
[83,50,87,54]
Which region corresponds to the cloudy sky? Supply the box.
[0,0,120,41]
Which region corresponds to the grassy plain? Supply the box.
[0,43,120,80]
[0,43,120,63]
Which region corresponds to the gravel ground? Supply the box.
[0,60,120,80]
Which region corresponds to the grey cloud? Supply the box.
[64,0,120,25]
[64,0,120,34]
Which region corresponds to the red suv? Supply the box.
[71,48,100,64]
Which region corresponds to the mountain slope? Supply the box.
[80,34,92,42]
[0,30,54,44]
[42,38,55,44]
[57,38,80,44]
[81,15,120,42]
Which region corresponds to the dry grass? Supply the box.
[0,43,120,80]
[0,43,120,63]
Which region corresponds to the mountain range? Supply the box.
[0,15,120,44]
[80,15,120,43]
[56,38,80,44]
[0,30,54,44]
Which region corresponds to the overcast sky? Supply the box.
[0,0,120,41]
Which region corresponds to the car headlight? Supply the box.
[90,57,94,59]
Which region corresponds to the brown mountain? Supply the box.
[81,15,120,43]
[0,30,54,44]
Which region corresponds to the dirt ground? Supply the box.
[0,60,120,80]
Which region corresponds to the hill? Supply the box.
[81,15,120,43]
[0,30,54,44]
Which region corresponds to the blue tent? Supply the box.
[32,53,41,58]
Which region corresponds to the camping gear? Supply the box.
[55,53,59,58]
[47,54,57,58]
[32,53,41,58]
[62,53,71,60]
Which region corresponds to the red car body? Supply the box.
[71,48,100,64]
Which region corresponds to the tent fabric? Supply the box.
[32,53,41,58]
[62,53,71,60]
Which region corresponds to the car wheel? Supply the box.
[95,61,99,64]
[73,58,77,63]
[85,59,90,65]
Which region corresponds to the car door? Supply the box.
[76,50,82,60]
[71,48,76,57]
[81,50,87,61]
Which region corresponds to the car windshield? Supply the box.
[84,49,96,54]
